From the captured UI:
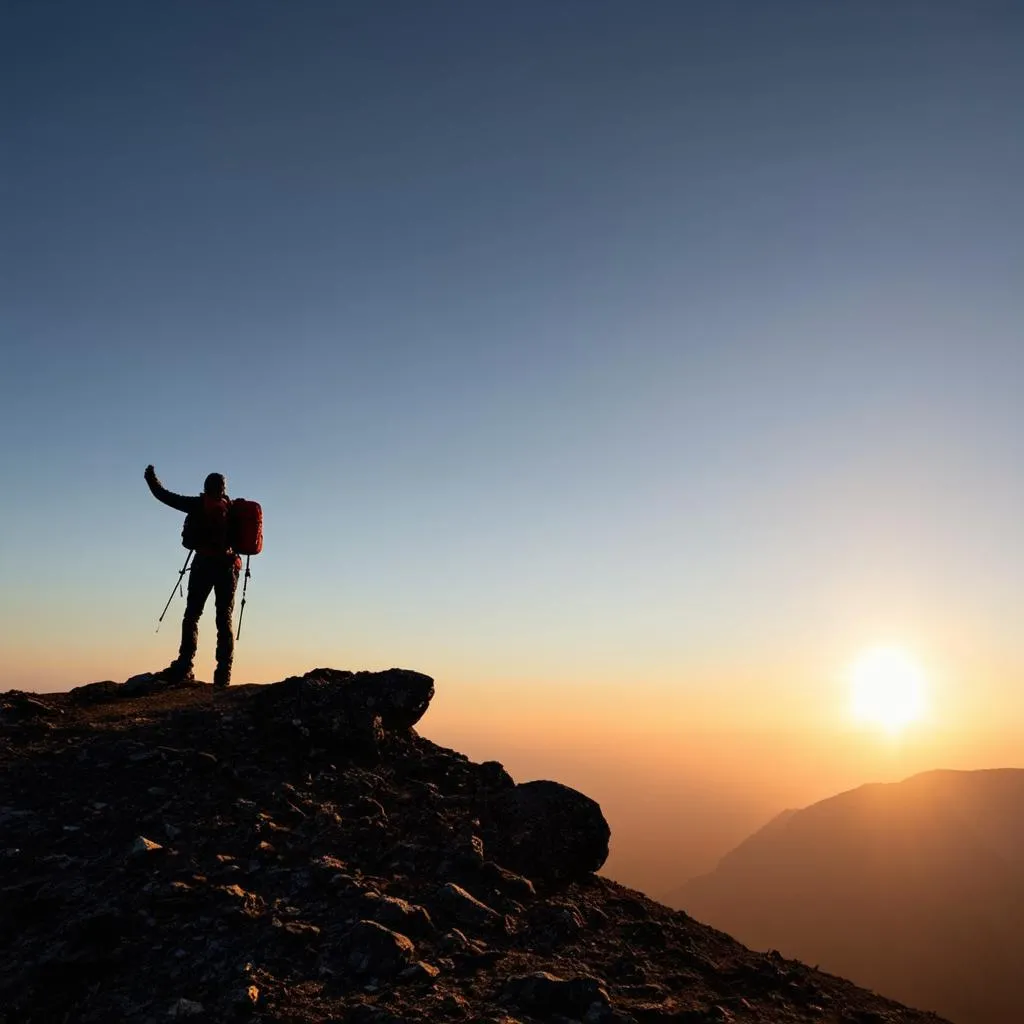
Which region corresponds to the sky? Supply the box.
[3,1,1024,895]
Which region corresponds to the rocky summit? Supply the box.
[1,670,950,1024]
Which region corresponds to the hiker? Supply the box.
[144,464,241,688]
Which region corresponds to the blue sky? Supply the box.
[3,0,1024,753]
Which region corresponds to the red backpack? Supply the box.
[181,497,263,557]
[230,499,263,556]
[229,499,263,640]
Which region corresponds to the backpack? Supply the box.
[229,499,263,640]
[229,499,263,556]
[181,495,231,553]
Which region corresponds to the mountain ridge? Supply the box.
[1,670,952,1024]
[671,767,1024,1024]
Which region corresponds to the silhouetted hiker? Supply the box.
[144,465,240,688]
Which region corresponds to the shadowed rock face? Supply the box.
[0,674,951,1024]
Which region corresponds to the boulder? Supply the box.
[122,673,168,696]
[68,680,122,703]
[128,835,163,857]
[362,892,435,936]
[523,899,587,952]
[286,668,434,730]
[435,882,503,931]
[0,693,62,720]
[399,960,441,982]
[484,780,610,883]
[477,760,516,791]
[501,971,611,1019]
[478,860,536,901]
[251,668,434,762]
[345,667,435,730]
[346,919,415,977]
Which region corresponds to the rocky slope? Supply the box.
[1,670,951,1024]
[671,770,1024,1024]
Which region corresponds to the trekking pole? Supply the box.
[236,555,252,640]
[157,550,193,632]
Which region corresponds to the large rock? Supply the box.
[249,667,434,764]
[357,668,435,730]
[300,667,434,730]
[257,668,433,728]
[434,882,503,931]
[122,673,161,695]
[0,693,62,720]
[346,920,415,977]
[484,780,610,883]
[122,673,201,696]
[361,893,435,937]
[501,971,611,1019]
[68,680,121,704]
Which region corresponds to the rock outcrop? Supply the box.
[0,672,951,1024]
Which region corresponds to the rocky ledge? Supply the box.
[1,670,950,1024]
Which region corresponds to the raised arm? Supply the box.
[144,465,200,515]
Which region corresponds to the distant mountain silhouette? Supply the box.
[668,769,1024,1024]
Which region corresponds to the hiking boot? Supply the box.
[155,662,195,685]
[213,666,231,689]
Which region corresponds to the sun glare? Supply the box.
[848,646,927,733]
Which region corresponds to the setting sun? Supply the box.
[848,646,928,733]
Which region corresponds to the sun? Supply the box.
[848,645,927,733]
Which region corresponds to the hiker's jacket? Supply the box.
[146,474,205,517]
[146,473,241,566]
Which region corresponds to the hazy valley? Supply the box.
[669,769,1024,1024]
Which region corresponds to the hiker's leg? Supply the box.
[213,560,240,686]
[175,558,214,673]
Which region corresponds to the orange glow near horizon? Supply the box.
[11,640,1024,897]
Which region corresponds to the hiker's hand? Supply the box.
[144,464,156,483]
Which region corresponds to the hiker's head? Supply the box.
[203,473,226,498]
